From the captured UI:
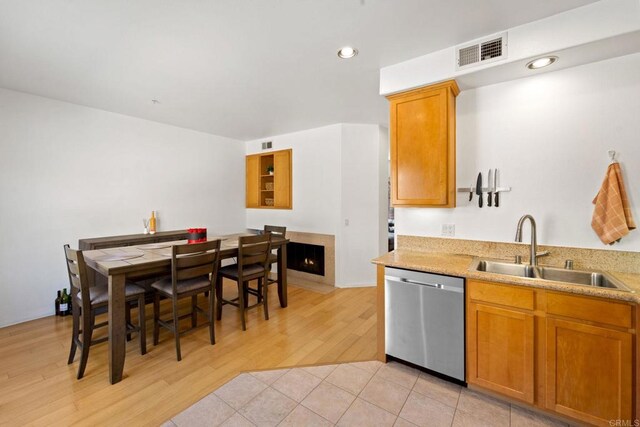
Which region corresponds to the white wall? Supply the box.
[338,125,389,286]
[0,88,245,327]
[396,53,640,252]
[246,124,387,286]
[245,125,343,236]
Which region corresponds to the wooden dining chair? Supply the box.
[250,225,286,302]
[64,244,147,380]
[151,239,221,361]
[216,233,272,331]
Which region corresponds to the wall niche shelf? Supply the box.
[246,149,292,209]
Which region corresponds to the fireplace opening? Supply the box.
[287,242,325,276]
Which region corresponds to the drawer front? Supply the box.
[468,280,535,310]
[546,292,633,329]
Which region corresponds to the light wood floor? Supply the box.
[0,281,377,426]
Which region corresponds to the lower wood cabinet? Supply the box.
[467,280,535,403]
[466,279,636,426]
[467,302,535,403]
[546,318,633,425]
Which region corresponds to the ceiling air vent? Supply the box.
[456,32,507,70]
[261,141,273,150]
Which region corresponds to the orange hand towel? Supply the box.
[591,162,636,245]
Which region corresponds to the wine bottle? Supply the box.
[55,290,61,316]
[60,288,70,316]
[149,211,157,235]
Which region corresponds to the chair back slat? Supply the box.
[176,264,216,281]
[69,274,82,289]
[238,234,271,269]
[242,252,268,266]
[63,244,91,312]
[171,240,221,292]
[175,251,218,269]
[67,260,80,276]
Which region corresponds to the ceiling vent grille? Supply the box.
[456,32,507,70]
[261,141,273,150]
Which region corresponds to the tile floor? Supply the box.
[163,361,569,427]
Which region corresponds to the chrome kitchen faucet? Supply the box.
[515,214,549,266]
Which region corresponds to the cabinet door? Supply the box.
[546,318,632,425]
[388,81,458,207]
[467,302,535,403]
[273,149,292,209]
[246,154,260,208]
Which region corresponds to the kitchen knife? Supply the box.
[487,169,493,207]
[494,168,500,207]
[476,172,483,208]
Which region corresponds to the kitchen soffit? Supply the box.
[380,0,640,95]
[0,0,597,140]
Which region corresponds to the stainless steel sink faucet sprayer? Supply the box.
[515,214,549,266]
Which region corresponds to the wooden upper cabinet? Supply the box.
[246,154,260,208]
[387,80,459,207]
[246,149,292,209]
[272,150,291,208]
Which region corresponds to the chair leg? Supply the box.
[208,289,215,345]
[153,293,160,346]
[243,282,249,308]
[77,308,93,380]
[191,295,198,328]
[263,275,269,321]
[257,278,263,303]
[172,298,182,361]
[68,302,80,364]
[125,302,132,342]
[238,281,246,331]
[138,295,147,355]
[216,277,223,321]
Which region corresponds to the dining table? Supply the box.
[82,232,289,384]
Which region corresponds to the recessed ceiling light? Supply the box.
[526,56,558,70]
[337,46,358,59]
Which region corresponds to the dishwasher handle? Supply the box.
[401,277,443,289]
[385,275,463,293]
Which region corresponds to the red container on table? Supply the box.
[187,228,207,244]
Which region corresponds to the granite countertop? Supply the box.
[373,249,640,304]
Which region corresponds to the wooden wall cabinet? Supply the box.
[246,149,292,209]
[386,80,459,207]
[467,280,636,426]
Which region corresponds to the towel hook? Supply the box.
[608,150,617,163]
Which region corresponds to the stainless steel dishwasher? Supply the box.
[385,267,465,382]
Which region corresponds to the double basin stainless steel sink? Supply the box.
[470,258,633,292]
